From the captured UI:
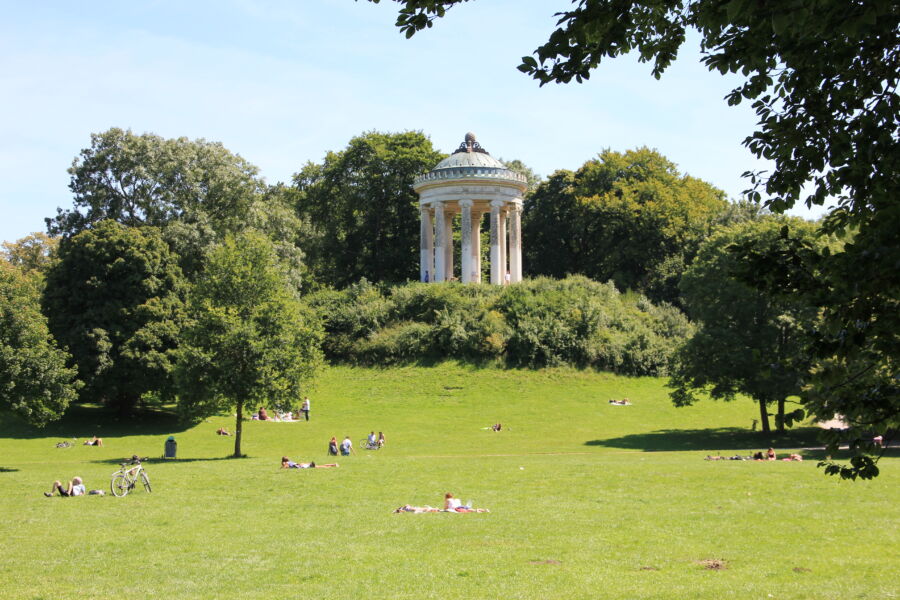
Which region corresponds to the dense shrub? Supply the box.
[306,276,692,376]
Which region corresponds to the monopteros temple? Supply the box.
[413,133,527,284]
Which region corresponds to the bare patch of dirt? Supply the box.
[529,559,562,565]
[793,567,811,573]
[698,558,728,571]
[639,566,660,571]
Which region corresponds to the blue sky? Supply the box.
[0,0,824,245]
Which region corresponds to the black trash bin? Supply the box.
[164,436,177,459]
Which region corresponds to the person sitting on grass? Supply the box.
[367,431,377,448]
[44,476,86,497]
[258,407,270,421]
[328,436,339,456]
[83,436,103,447]
[443,493,489,512]
[216,427,231,436]
[767,447,777,461]
[340,436,354,456]
[281,456,338,469]
[491,423,502,432]
[377,431,385,448]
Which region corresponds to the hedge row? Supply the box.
[306,276,692,376]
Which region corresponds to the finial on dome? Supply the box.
[453,132,488,155]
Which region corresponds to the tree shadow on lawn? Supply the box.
[0,467,19,472]
[586,427,826,452]
[0,403,192,441]
[88,456,239,465]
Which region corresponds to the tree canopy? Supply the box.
[1,232,59,278]
[176,232,323,457]
[0,262,80,426]
[42,220,186,415]
[48,128,263,237]
[293,130,445,287]
[669,217,821,432]
[45,128,309,283]
[523,148,727,304]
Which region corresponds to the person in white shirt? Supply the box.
[340,436,354,456]
[301,397,310,421]
[45,476,86,497]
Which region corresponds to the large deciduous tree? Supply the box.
[49,128,262,237]
[176,232,323,458]
[669,218,821,433]
[0,263,80,425]
[46,128,309,285]
[372,0,900,478]
[293,131,445,287]
[1,232,59,278]
[523,148,727,304]
[42,220,186,416]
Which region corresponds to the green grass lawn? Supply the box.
[1,363,897,599]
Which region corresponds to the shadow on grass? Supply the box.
[89,456,241,466]
[0,467,19,472]
[586,427,825,452]
[0,403,193,440]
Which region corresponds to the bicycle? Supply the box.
[361,439,381,451]
[110,456,151,497]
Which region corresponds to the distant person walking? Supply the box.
[301,397,310,421]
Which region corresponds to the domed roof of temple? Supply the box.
[413,133,527,189]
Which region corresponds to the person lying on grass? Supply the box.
[393,505,440,513]
[280,456,338,469]
[393,498,490,514]
[44,476,86,497]
[216,428,231,436]
[83,436,103,446]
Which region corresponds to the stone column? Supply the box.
[471,210,482,283]
[499,206,508,284]
[459,200,473,283]
[509,203,522,282]
[433,203,446,282]
[489,200,503,285]
[443,207,454,281]
[420,206,434,282]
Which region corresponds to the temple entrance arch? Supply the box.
[413,133,528,284]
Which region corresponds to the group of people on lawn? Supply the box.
[252,397,311,422]
[705,447,804,461]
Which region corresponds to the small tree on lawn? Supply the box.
[176,232,322,457]
[668,218,821,432]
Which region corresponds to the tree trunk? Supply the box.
[776,397,786,432]
[234,401,243,458]
[758,398,771,433]
[117,393,138,419]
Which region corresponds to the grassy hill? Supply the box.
[1,363,896,599]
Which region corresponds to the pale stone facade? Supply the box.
[413,133,527,284]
